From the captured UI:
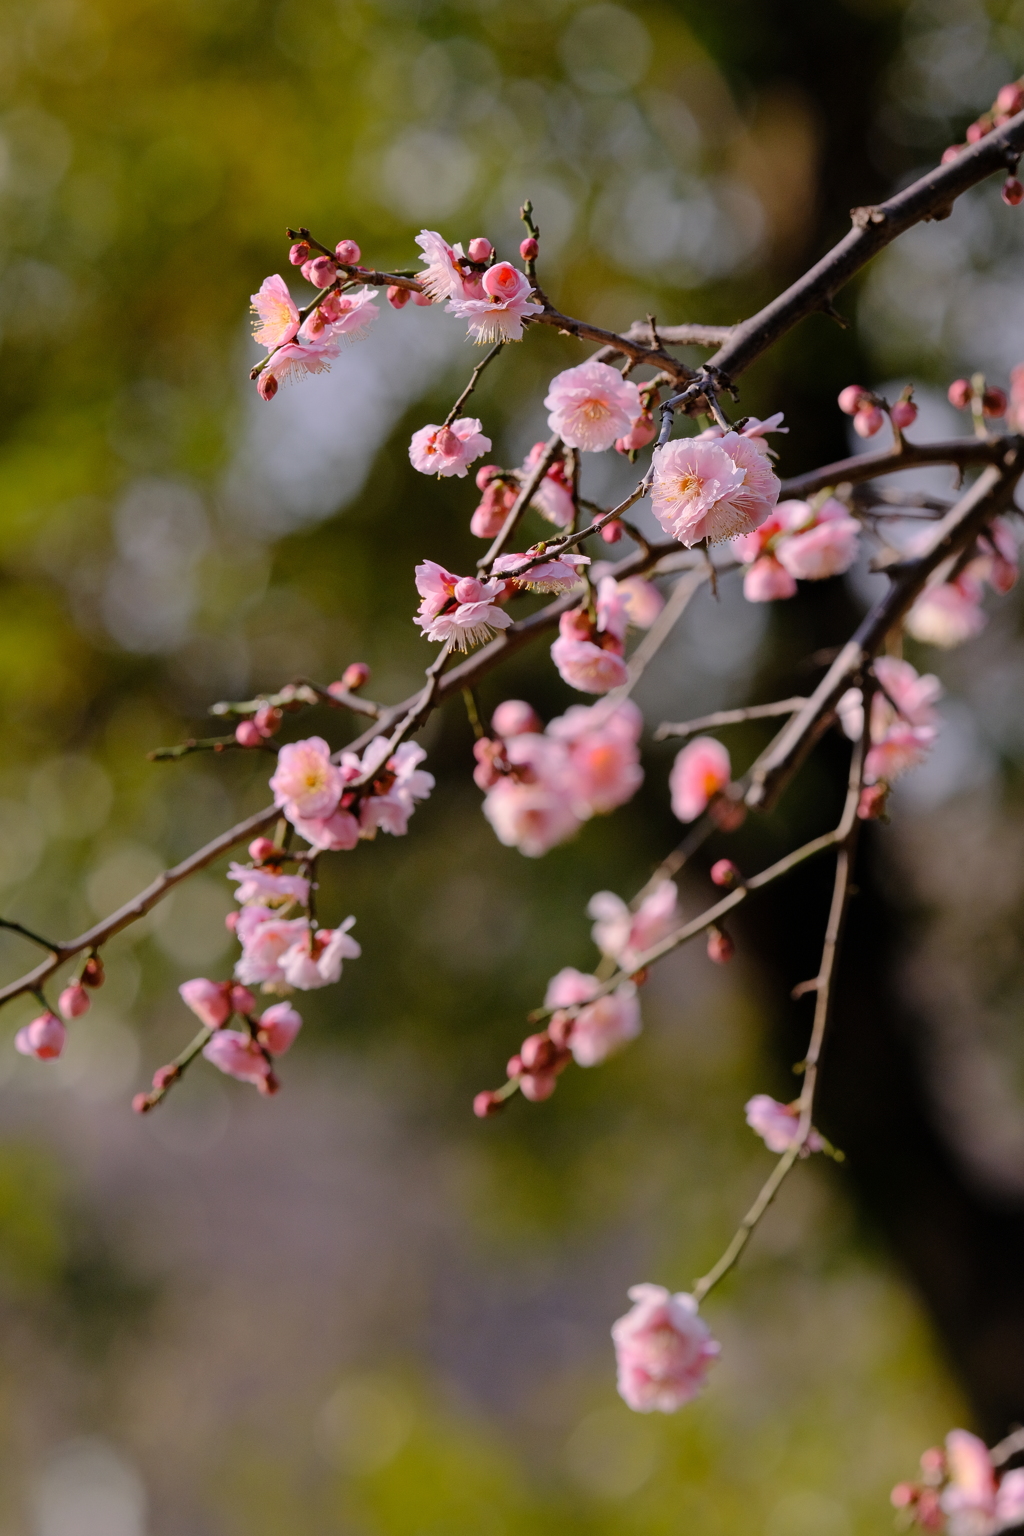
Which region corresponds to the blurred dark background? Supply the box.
[0,0,1022,1530]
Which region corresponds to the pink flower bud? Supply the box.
[235,720,263,747]
[466,237,493,262]
[520,1071,557,1102]
[941,145,963,165]
[837,385,866,415]
[983,386,1008,416]
[256,371,278,402]
[710,858,741,888]
[132,1092,153,1114]
[307,255,337,288]
[492,700,543,737]
[473,1090,503,1118]
[475,463,500,490]
[179,978,232,1030]
[519,236,538,261]
[58,983,90,1020]
[15,1012,66,1060]
[857,783,889,821]
[225,910,239,933]
[288,241,311,265]
[230,985,257,1016]
[82,955,104,987]
[706,928,734,965]
[920,1447,946,1477]
[998,83,1024,115]
[472,737,504,790]
[387,284,411,309]
[853,405,884,438]
[601,520,624,543]
[256,1070,280,1097]
[248,836,278,862]
[335,239,361,264]
[342,661,371,691]
[506,1054,524,1077]
[890,1484,918,1510]
[254,705,283,737]
[519,1032,556,1072]
[948,378,973,409]
[152,1064,179,1090]
[890,399,917,428]
[412,289,433,306]
[1003,177,1024,206]
[257,1001,302,1055]
[966,121,986,144]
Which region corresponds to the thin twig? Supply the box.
[478,434,564,569]
[655,699,808,741]
[443,343,505,428]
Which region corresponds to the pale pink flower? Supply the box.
[939,1429,1024,1536]
[865,722,934,785]
[270,737,343,822]
[550,632,629,694]
[544,361,642,452]
[301,286,378,343]
[745,1094,824,1155]
[732,498,810,563]
[359,742,435,837]
[179,977,232,1029]
[743,556,797,602]
[906,574,987,648]
[483,777,581,857]
[550,698,644,816]
[251,274,300,348]
[289,807,361,851]
[234,909,310,987]
[651,434,780,545]
[58,982,91,1019]
[544,966,602,1009]
[414,561,512,650]
[257,1001,303,1056]
[615,411,657,454]
[255,335,341,400]
[567,985,641,1066]
[14,1011,66,1061]
[449,261,542,342]
[202,1030,272,1088]
[227,864,310,907]
[521,443,576,528]
[414,230,469,303]
[875,655,943,728]
[280,917,360,990]
[775,502,859,581]
[612,1284,720,1413]
[492,550,589,593]
[588,881,679,971]
[470,476,517,538]
[670,737,731,821]
[408,418,492,478]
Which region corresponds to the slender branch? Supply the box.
[134,1023,215,1113]
[478,433,563,569]
[529,305,697,381]
[148,735,276,761]
[443,343,504,428]
[210,679,384,723]
[655,699,808,741]
[607,569,707,701]
[0,919,59,954]
[779,435,1011,500]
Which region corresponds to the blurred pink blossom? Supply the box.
[940,1429,1024,1536]
[15,1011,66,1061]
[544,361,642,452]
[179,978,232,1029]
[745,1094,824,1155]
[257,1001,303,1055]
[202,1031,273,1089]
[612,1284,720,1413]
[234,909,310,987]
[227,864,310,906]
[543,967,641,1065]
[670,736,731,821]
[588,881,678,971]
[522,442,575,527]
[58,982,91,1020]
[743,556,798,602]
[250,274,300,348]
[280,918,360,989]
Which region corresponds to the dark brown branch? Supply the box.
[779,436,1010,500]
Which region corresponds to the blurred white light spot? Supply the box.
[315,1374,416,1474]
[563,1406,660,1499]
[31,1438,147,1536]
[765,1490,851,1536]
[30,756,113,839]
[560,5,652,94]
[380,129,477,220]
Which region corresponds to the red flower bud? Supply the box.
[706,928,735,964]
[983,386,1008,416]
[520,236,538,261]
[224,910,239,932]
[230,985,256,1016]
[890,1483,918,1510]
[335,239,361,264]
[235,720,263,747]
[307,255,337,288]
[710,858,741,887]
[948,378,973,409]
[890,400,917,429]
[254,704,283,737]
[520,1071,557,1102]
[288,241,311,265]
[132,1092,153,1114]
[1003,177,1024,206]
[81,955,104,988]
[387,284,411,309]
[601,520,624,543]
[853,405,884,438]
[473,1090,503,1118]
[519,1032,556,1072]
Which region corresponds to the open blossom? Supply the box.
[290,806,361,852]
[651,433,780,546]
[234,908,310,987]
[550,698,644,816]
[280,918,360,990]
[617,576,664,628]
[270,737,343,822]
[612,1285,720,1413]
[415,230,472,303]
[256,336,341,400]
[483,733,581,856]
[179,978,232,1029]
[357,742,435,837]
[544,361,642,452]
[776,502,859,580]
[251,274,300,348]
[588,881,678,971]
[839,656,942,785]
[670,737,731,822]
[408,418,491,478]
[257,1001,303,1055]
[940,1430,1024,1536]
[906,572,987,648]
[522,442,575,527]
[414,561,512,650]
[301,286,379,343]
[15,1011,66,1061]
[492,549,589,593]
[449,261,542,342]
[227,864,310,907]
[544,968,641,1065]
[203,1031,273,1089]
[745,1095,824,1155]
[550,577,629,694]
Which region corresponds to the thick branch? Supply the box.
[779,435,1010,499]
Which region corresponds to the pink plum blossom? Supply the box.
[257,1001,303,1055]
[470,473,517,538]
[775,500,860,581]
[612,1284,720,1413]
[906,573,987,648]
[301,286,378,343]
[670,737,731,821]
[227,864,310,907]
[492,549,589,593]
[745,1094,824,1155]
[544,361,642,452]
[409,418,492,478]
[14,1011,66,1061]
[357,742,435,837]
[588,880,679,971]
[550,698,644,816]
[543,967,641,1065]
[743,556,797,602]
[838,656,942,785]
[289,807,361,852]
[270,737,343,822]
[522,442,575,527]
[483,776,581,857]
[58,983,91,1019]
[414,561,512,650]
[651,433,780,546]
[250,274,300,348]
[202,1031,273,1089]
[545,967,603,1010]
[255,336,341,400]
[550,577,629,694]
[234,908,310,987]
[449,262,542,342]
[615,411,657,454]
[617,576,664,628]
[279,917,360,990]
[939,1429,1024,1536]
[414,230,470,303]
[179,977,232,1029]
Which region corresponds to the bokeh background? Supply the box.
[0,0,1022,1530]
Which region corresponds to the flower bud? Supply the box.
[706,928,735,965]
[857,783,889,821]
[473,1089,503,1118]
[387,284,411,309]
[472,737,505,790]
[132,1092,153,1114]
[1003,177,1024,206]
[466,237,493,262]
[890,1483,918,1510]
[152,1064,179,1090]
[15,1011,66,1060]
[710,858,741,887]
[225,910,239,932]
[412,289,433,306]
[966,121,986,144]
[941,145,963,165]
[920,1447,946,1478]
[998,83,1024,115]
[257,372,278,402]
[335,239,361,264]
[853,405,884,438]
[256,1070,280,1096]
[230,985,257,1016]
[837,385,866,415]
[948,378,973,410]
[520,1071,557,1102]
[288,241,311,265]
[891,399,917,429]
[519,1032,556,1072]
[983,386,1008,416]
[235,720,264,747]
[342,662,371,692]
[506,1053,524,1077]
[249,836,278,862]
[601,520,624,543]
[254,704,283,737]
[519,236,538,261]
[58,982,90,1020]
[81,955,104,988]
[308,256,338,288]
[548,1011,573,1049]
[492,700,542,737]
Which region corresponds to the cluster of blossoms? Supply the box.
[268,734,434,851]
[893,1431,1024,1536]
[14,955,104,1061]
[838,656,943,798]
[413,230,542,341]
[837,382,918,439]
[250,267,380,401]
[733,496,860,601]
